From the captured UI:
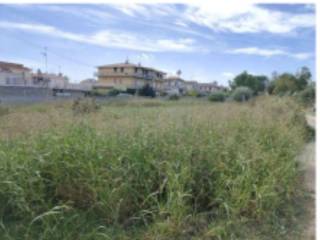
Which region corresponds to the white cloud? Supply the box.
[111,3,176,18]
[13,4,315,37]
[227,47,286,57]
[131,53,154,63]
[182,3,314,34]
[0,21,200,53]
[221,72,235,79]
[291,52,312,60]
[36,5,115,22]
[108,3,315,34]
[227,47,313,60]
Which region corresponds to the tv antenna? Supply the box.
[41,46,48,73]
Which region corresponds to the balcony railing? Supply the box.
[96,72,164,80]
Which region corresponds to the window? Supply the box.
[134,68,138,73]
[113,67,117,72]
[120,67,124,73]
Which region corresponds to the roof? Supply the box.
[0,61,31,71]
[184,80,198,84]
[165,76,185,81]
[197,82,218,87]
[97,62,166,74]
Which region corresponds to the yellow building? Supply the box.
[95,61,166,92]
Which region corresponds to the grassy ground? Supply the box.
[298,114,315,240]
[0,96,312,239]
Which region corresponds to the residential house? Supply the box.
[162,76,186,94]
[0,61,32,86]
[95,61,166,92]
[197,82,222,93]
[79,78,97,90]
[184,80,198,92]
[32,70,69,89]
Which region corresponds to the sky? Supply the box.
[0,3,316,85]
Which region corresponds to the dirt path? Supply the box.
[298,115,315,239]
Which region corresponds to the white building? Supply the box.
[162,76,186,94]
[196,82,226,93]
[79,78,97,90]
[32,70,69,89]
[0,61,33,86]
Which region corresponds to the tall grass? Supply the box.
[0,96,309,239]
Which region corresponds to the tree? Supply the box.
[273,73,299,95]
[296,66,311,90]
[230,71,268,94]
[138,84,156,98]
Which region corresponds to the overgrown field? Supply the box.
[0,97,311,239]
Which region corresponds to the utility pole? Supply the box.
[42,47,48,73]
[41,47,50,98]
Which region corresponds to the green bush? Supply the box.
[186,90,199,97]
[208,91,226,102]
[89,88,109,97]
[107,88,121,97]
[159,91,168,97]
[196,92,205,98]
[138,84,156,98]
[273,73,299,95]
[230,87,253,102]
[267,81,276,95]
[296,85,315,106]
[168,94,180,100]
[125,88,137,95]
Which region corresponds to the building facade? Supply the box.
[184,81,198,92]
[162,76,187,94]
[78,78,97,91]
[32,71,69,89]
[95,61,166,92]
[95,61,228,95]
[0,61,32,86]
[197,82,223,93]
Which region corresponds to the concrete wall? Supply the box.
[0,86,86,104]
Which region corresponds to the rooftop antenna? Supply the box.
[125,56,129,64]
[41,46,48,73]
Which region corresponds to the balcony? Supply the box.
[96,72,163,81]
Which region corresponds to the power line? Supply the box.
[5,30,96,70]
[3,6,96,70]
